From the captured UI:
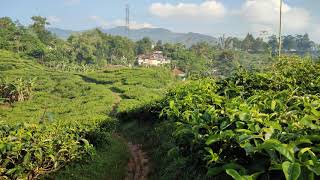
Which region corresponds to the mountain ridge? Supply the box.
[48,26,218,47]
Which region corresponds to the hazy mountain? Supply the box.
[48,27,78,39]
[48,26,218,47]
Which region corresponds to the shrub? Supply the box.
[159,56,320,179]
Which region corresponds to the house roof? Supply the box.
[172,68,186,76]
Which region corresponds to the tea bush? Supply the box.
[0,122,95,179]
[160,56,320,179]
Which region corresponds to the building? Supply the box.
[172,68,186,80]
[137,51,171,66]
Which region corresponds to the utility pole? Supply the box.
[278,0,283,59]
[125,4,130,38]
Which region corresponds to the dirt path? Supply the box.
[109,91,150,180]
[125,143,149,180]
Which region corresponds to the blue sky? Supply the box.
[1,0,320,42]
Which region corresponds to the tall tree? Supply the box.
[283,35,297,51]
[297,33,312,53]
[268,35,278,55]
[136,37,153,55]
[214,50,236,77]
[190,42,215,61]
[242,34,255,52]
[30,16,53,45]
[218,35,234,50]
[252,37,268,53]
[154,40,163,51]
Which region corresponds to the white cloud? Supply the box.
[89,16,155,29]
[284,8,310,31]
[310,24,320,43]
[89,16,109,28]
[241,0,311,33]
[130,22,155,29]
[149,1,226,20]
[47,16,61,24]
[314,25,320,36]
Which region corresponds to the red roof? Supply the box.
[172,68,185,76]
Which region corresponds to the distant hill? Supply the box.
[103,27,218,47]
[48,26,218,47]
[48,27,78,39]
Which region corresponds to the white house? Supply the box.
[137,51,171,66]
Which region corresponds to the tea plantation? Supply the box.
[0,50,176,179]
[1,49,320,180]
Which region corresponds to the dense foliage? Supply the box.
[2,16,310,78]
[159,56,320,179]
[0,17,136,67]
[217,33,318,57]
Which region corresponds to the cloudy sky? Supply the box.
[1,0,320,42]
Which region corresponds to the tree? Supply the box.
[163,43,186,57]
[268,35,278,55]
[30,16,49,32]
[252,37,268,53]
[242,34,255,52]
[0,17,46,59]
[283,35,297,51]
[68,29,108,64]
[0,17,15,29]
[296,34,312,53]
[154,40,163,51]
[230,37,242,50]
[136,37,152,55]
[218,34,233,50]
[0,17,17,50]
[214,50,236,77]
[190,42,216,62]
[30,16,54,45]
[108,36,135,65]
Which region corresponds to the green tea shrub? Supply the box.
[0,122,95,179]
[160,56,320,180]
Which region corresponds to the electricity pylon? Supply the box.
[278,0,283,59]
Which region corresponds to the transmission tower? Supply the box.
[278,0,283,59]
[125,4,130,38]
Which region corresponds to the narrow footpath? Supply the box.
[109,91,150,180]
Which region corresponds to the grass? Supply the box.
[52,137,130,180]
